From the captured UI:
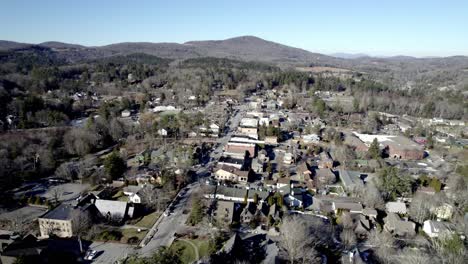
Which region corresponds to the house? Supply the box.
[204,186,268,203]
[199,123,220,137]
[423,220,454,238]
[384,213,416,237]
[430,203,454,220]
[332,202,363,214]
[265,136,278,145]
[94,200,133,221]
[213,201,235,225]
[157,128,168,137]
[386,202,407,214]
[123,185,143,196]
[283,152,294,165]
[38,204,93,238]
[339,170,365,190]
[362,208,378,220]
[314,168,337,187]
[285,188,310,208]
[296,162,312,181]
[302,134,320,144]
[121,109,131,118]
[214,165,251,183]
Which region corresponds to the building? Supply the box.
[302,134,320,144]
[314,168,336,187]
[121,109,131,117]
[264,136,278,145]
[339,170,365,190]
[94,200,133,222]
[384,213,416,237]
[218,156,245,169]
[214,165,251,183]
[38,204,92,238]
[332,202,363,214]
[224,142,256,158]
[386,202,407,214]
[423,220,454,238]
[213,201,235,225]
[353,133,425,160]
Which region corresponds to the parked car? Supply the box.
[84,250,97,260]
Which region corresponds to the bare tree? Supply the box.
[396,248,436,264]
[51,186,64,204]
[279,215,330,263]
[71,209,92,253]
[340,228,357,250]
[367,230,397,264]
[409,193,432,224]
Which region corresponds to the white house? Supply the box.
[158,128,168,137]
[121,110,131,118]
[423,220,454,238]
[302,134,320,144]
[129,193,141,204]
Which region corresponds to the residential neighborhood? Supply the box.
[0,2,468,263]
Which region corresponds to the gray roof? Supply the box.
[339,170,363,188]
[94,200,128,218]
[216,186,247,199]
[386,202,407,214]
[40,204,75,220]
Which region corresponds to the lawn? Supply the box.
[191,239,210,258]
[170,238,211,264]
[134,211,161,228]
[121,228,147,244]
[171,240,197,264]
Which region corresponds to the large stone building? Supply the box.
[38,204,92,238]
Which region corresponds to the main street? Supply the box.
[91,104,246,263]
[137,104,246,257]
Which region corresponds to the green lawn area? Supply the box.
[170,239,211,264]
[171,240,197,264]
[135,211,161,228]
[191,239,210,258]
[121,228,147,244]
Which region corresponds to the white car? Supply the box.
[84,250,97,260]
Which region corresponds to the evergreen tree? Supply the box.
[367,138,381,159]
[104,151,126,180]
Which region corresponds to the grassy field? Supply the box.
[170,239,211,264]
[171,240,197,264]
[191,239,210,259]
[121,228,147,244]
[134,211,161,228]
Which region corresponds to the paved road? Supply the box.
[139,182,197,257]
[89,242,135,264]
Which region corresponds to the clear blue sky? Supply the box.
[1,0,467,57]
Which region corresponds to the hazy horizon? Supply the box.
[1,0,467,57]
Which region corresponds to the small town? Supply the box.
[0,1,467,264]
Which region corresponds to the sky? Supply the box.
[1,0,467,57]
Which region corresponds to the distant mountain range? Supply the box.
[1,36,468,88]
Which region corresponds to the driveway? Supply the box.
[89,242,135,264]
